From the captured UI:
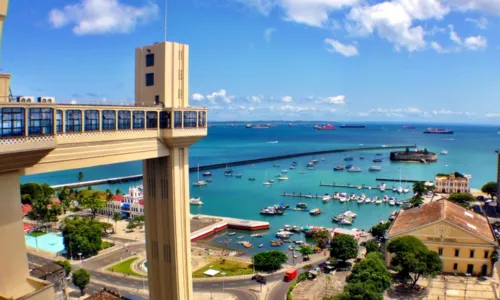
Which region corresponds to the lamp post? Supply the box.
[78,252,83,267]
[221,272,226,294]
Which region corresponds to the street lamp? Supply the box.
[221,272,226,293]
[78,253,83,267]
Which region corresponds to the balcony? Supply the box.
[0,103,208,174]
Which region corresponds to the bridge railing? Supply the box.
[0,103,207,144]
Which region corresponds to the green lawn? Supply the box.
[100,241,114,250]
[192,259,254,278]
[107,257,146,278]
[28,231,47,237]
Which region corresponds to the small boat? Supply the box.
[397,187,403,193]
[357,186,362,190]
[288,245,294,250]
[258,244,264,248]
[275,173,282,177]
[373,158,383,163]
[424,128,453,134]
[340,219,352,225]
[306,162,314,167]
[321,157,325,161]
[333,166,345,171]
[289,166,296,170]
[193,164,208,186]
[224,171,233,176]
[359,156,364,160]
[344,157,354,161]
[403,187,410,193]
[333,192,340,199]
[203,172,212,177]
[348,167,361,172]
[441,150,448,155]
[307,167,315,170]
[369,166,382,171]
[296,203,307,209]
[383,195,389,202]
[357,198,364,204]
[379,183,386,191]
[389,199,396,206]
[269,179,274,183]
[375,199,383,204]
[392,187,398,192]
[251,233,263,238]
[364,197,372,203]
[273,164,280,167]
[298,169,306,174]
[376,153,383,156]
[315,124,335,130]
[235,174,243,178]
[227,232,236,236]
[278,176,289,181]
[189,197,204,205]
[237,236,244,239]
[205,179,212,183]
[245,124,252,128]
[281,169,288,173]
[242,242,252,248]
[322,194,331,202]
[345,164,353,169]
[248,177,256,181]
[263,181,272,185]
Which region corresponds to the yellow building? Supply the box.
[434,172,471,194]
[386,200,497,276]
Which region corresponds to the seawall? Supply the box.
[51,145,416,189]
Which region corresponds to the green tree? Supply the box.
[54,260,72,276]
[126,221,137,231]
[253,250,288,272]
[412,181,427,197]
[333,282,384,300]
[58,186,73,213]
[112,212,121,233]
[346,252,391,293]
[481,182,497,198]
[330,234,359,263]
[105,189,114,201]
[448,193,475,208]
[28,197,62,224]
[77,171,84,183]
[72,269,90,296]
[298,245,314,258]
[99,222,113,235]
[387,236,443,287]
[61,217,102,258]
[370,222,390,239]
[115,189,122,195]
[78,190,106,219]
[364,240,379,254]
[312,229,331,248]
[410,196,424,207]
[21,183,55,206]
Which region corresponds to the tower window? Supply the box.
[438,248,443,256]
[146,53,154,67]
[145,73,154,86]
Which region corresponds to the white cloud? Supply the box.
[465,16,488,29]
[486,113,500,118]
[324,38,359,57]
[248,106,256,111]
[192,93,205,101]
[48,0,158,35]
[249,96,263,103]
[464,35,487,50]
[323,95,346,104]
[281,96,293,102]
[264,28,276,42]
[431,41,452,53]
[206,89,235,104]
[447,0,500,16]
[449,25,462,45]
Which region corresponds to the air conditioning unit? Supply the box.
[17,96,34,103]
[37,96,56,104]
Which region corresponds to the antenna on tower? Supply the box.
[163,0,167,42]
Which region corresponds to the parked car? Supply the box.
[251,275,267,284]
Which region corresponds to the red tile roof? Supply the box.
[388,200,496,244]
[139,200,144,206]
[113,195,124,202]
[23,223,34,232]
[22,204,32,215]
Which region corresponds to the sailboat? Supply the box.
[263,170,272,185]
[224,163,234,176]
[298,165,306,174]
[397,168,403,193]
[193,164,208,186]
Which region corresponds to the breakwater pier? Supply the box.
[50,145,416,189]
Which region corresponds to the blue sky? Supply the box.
[2,0,500,123]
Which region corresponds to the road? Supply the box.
[28,249,328,300]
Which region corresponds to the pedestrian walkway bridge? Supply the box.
[0,103,208,175]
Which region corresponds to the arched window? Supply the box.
[65,110,82,132]
[118,111,131,129]
[183,111,197,128]
[133,111,145,129]
[146,111,158,129]
[84,110,99,131]
[56,110,63,133]
[159,111,171,129]
[102,110,116,130]
[29,108,53,135]
[0,108,25,137]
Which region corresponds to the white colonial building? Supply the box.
[434,172,472,194]
[99,186,145,219]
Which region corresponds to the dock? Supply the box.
[319,183,380,189]
[281,192,324,199]
[375,178,427,183]
[51,174,142,189]
[190,214,270,242]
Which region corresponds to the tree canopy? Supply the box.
[298,245,314,256]
[346,252,392,294]
[312,229,331,248]
[330,234,359,262]
[448,193,475,208]
[21,183,54,205]
[387,236,442,287]
[61,217,103,258]
[77,190,107,219]
[55,260,72,276]
[28,197,62,224]
[253,250,288,272]
[72,269,90,295]
[481,182,497,198]
[410,196,424,207]
[370,222,391,240]
[412,181,427,198]
[364,240,379,254]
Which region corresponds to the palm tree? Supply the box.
[413,181,427,197]
[112,212,121,233]
[115,189,122,195]
[77,171,84,182]
[105,189,113,202]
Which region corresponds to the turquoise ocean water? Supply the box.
[23,122,500,254]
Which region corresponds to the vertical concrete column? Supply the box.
[497,153,500,201]
[142,148,193,300]
[0,170,30,295]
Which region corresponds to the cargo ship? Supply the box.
[402,125,416,129]
[339,124,366,128]
[423,128,453,134]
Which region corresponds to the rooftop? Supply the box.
[387,200,495,244]
[29,262,63,279]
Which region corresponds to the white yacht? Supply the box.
[357,198,364,204]
[403,186,410,193]
[322,194,332,202]
[278,176,289,181]
[441,149,448,155]
[379,183,386,191]
[340,219,352,225]
[263,170,272,185]
[189,197,204,205]
[192,164,208,186]
[364,197,372,203]
[281,169,288,173]
[375,198,383,204]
